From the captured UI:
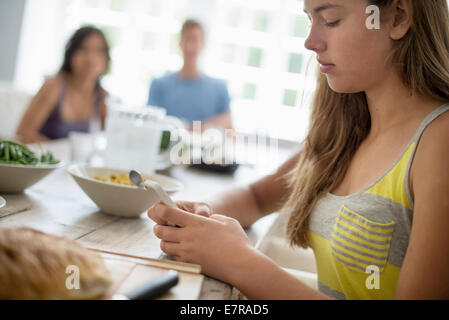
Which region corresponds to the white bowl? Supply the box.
[67,164,183,218]
[0,196,5,209]
[0,162,64,194]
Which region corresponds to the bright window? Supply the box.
[16,0,316,142]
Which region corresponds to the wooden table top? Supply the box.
[0,138,294,299]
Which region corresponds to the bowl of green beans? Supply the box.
[0,140,63,193]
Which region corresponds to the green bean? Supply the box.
[15,146,22,159]
[4,144,10,161]
[0,140,59,165]
[9,145,17,161]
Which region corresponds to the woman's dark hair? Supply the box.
[60,26,110,76]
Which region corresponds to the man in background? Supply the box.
[147,19,233,131]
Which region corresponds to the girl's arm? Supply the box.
[394,112,449,299]
[148,203,330,300]
[16,78,60,143]
[177,150,301,228]
[227,244,330,300]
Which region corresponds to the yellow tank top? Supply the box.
[308,103,449,299]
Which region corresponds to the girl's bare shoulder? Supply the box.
[422,106,449,141]
[37,74,64,102]
[43,74,63,91]
[414,105,449,165]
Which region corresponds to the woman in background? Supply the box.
[17,26,110,143]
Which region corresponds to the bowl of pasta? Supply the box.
[67,164,183,218]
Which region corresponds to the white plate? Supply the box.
[0,162,64,194]
[0,196,5,209]
[68,164,183,218]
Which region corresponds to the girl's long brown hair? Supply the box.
[284,0,449,248]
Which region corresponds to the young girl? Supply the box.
[148,0,449,299]
[16,26,110,143]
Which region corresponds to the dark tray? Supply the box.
[189,160,240,174]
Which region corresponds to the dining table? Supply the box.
[0,136,296,300]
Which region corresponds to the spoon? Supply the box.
[129,170,178,227]
[129,170,177,208]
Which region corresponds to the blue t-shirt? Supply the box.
[147,73,231,123]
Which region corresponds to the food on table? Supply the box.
[0,227,112,299]
[93,172,147,186]
[0,140,60,165]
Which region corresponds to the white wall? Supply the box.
[0,0,26,83]
[14,0,73,93]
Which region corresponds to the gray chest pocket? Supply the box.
[330,205,396,273]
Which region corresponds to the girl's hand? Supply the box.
[148,201,212,226]
[147,203,253,284]
[175,201,212,218]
